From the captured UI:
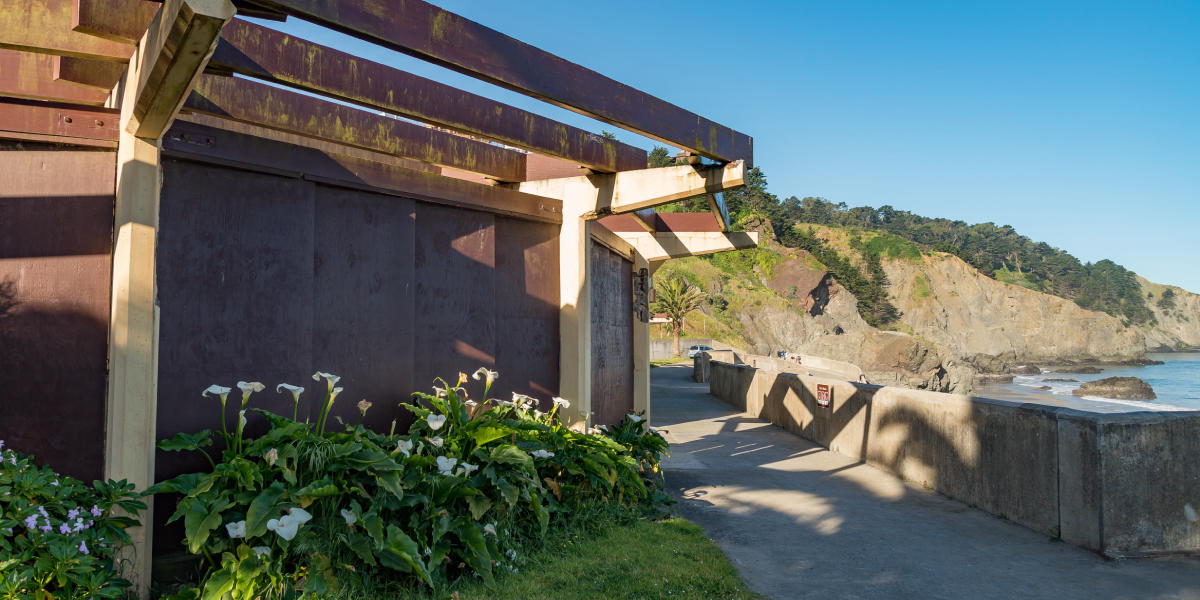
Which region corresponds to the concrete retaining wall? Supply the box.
[650,337,730,360]
[707,360,1200,557]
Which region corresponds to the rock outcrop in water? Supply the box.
[1072,377,1157,400]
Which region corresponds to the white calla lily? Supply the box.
[225,520,247,539]
[340,509,358,525]
[252,546,271,557]
[427,414,447,431]
[553,397,570,409]
[237,381,265,395]
[312,371,341,390]
[396,439,414,457]
[436,455,458,475]
[627,413,644,423]
[472,367,499,385]
[203,384,232,398]
[429,437,444,448]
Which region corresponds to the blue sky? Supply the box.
[263,1,1200,292]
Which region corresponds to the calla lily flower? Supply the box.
[483,523,497,536]
[312,371,341,390]
[457,462,479,476]
[433,385,448,398]
[276,383,304,399]
[553,397,571,409]
[252,546,271,557]
[436,455,458,475]
[396,439,413,457]
[429,437,444,448]
[472,367,499,385]
[464,399,479,408]
[225,520,247,539]
[340,509,358,526]
[265,448,279,467]
[531,449,555,459]
[357,399,372,415]
[286,507,312,524]
[237,381,265,396]
[627,413,644,423]
[203,385,232,399]
[427,414,447,431]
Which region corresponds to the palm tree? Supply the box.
[652,276,706,357]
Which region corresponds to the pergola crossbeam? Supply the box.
[249,0,753,166]
[616,231,759,263]
[505,161,745,218]
[209,19,646,173]
[0,0,131,60]
[0,49,110,104]
[184,74,528,182]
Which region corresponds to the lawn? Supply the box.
[650,357,692,368]
[442,517,759,600]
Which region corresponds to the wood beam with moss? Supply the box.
[616,231,760,263]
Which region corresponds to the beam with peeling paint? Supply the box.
[505,161,745,218]
[72,0,161,44]
[616,230,759,262]
[129,0,234,138]
[0,96,118,147]
[54,55,127,89]
[210,19,645,173]
[251,0,753,166]
[0,49,110,104]
[0,0,131,60]
[184,74,528,182]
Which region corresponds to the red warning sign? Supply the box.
[815,384,832,408]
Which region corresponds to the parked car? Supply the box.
[687,345,713,358]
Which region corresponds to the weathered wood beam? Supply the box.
[72,0,160,44]
[616,231,759,262]
[210,19,646,173]
[54,55,128,89]
[0,96,118,147]
[0,49,110,104]
[184,74,527,182]
[251,0,754,166]
[0,0,131,60]
[506,161,745,218]
[180,112,441,175]
[128,0,235,138]
[164,119,564,224]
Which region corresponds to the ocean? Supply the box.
[974,352,1200,412]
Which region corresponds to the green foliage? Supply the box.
[647,146,673,168]
[789,227,899,327]
[912,274,932,299]
[150,370,669,599]
[706,247,783,280]
[652,276,707,355]
[0,443,146,599]
[1158,288,1177,310]
[779,197,1155,324]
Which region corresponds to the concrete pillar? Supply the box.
[559,195,593,428]
[632,252,650,423]
[105,54,161,598]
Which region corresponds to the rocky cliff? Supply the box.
[883,252,1147,365]
[1139,278,1200,351]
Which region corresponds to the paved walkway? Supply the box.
[651,363,1200,600]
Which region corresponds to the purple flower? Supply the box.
[59,523,71,534]
[90,505,103,518]
[37,506,48,517]
[23,515,37,530]
[78,541,89,555]
[67,509,80,520]
[0,440,5,450]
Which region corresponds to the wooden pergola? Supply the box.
[0,0,757,591]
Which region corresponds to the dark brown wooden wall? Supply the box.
[590,242,634,425]
[0,145,115,482]
[154,156,560,480]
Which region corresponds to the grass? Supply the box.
[443,517,760,600]
[651,357,692,367]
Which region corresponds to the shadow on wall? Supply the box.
[706,360,1200,557]
[0,278,108,482]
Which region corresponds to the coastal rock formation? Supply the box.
[884,253,1147,363]
[1054,366,1103,374]
[1140,278,1200,351]
[1071,377,1157,400]
[1011,365,1042,375]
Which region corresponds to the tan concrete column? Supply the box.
[106,54,161,598]
[632,252,651,423]
[558,194,593,428]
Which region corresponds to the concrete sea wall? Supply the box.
[708,360,1200,557]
